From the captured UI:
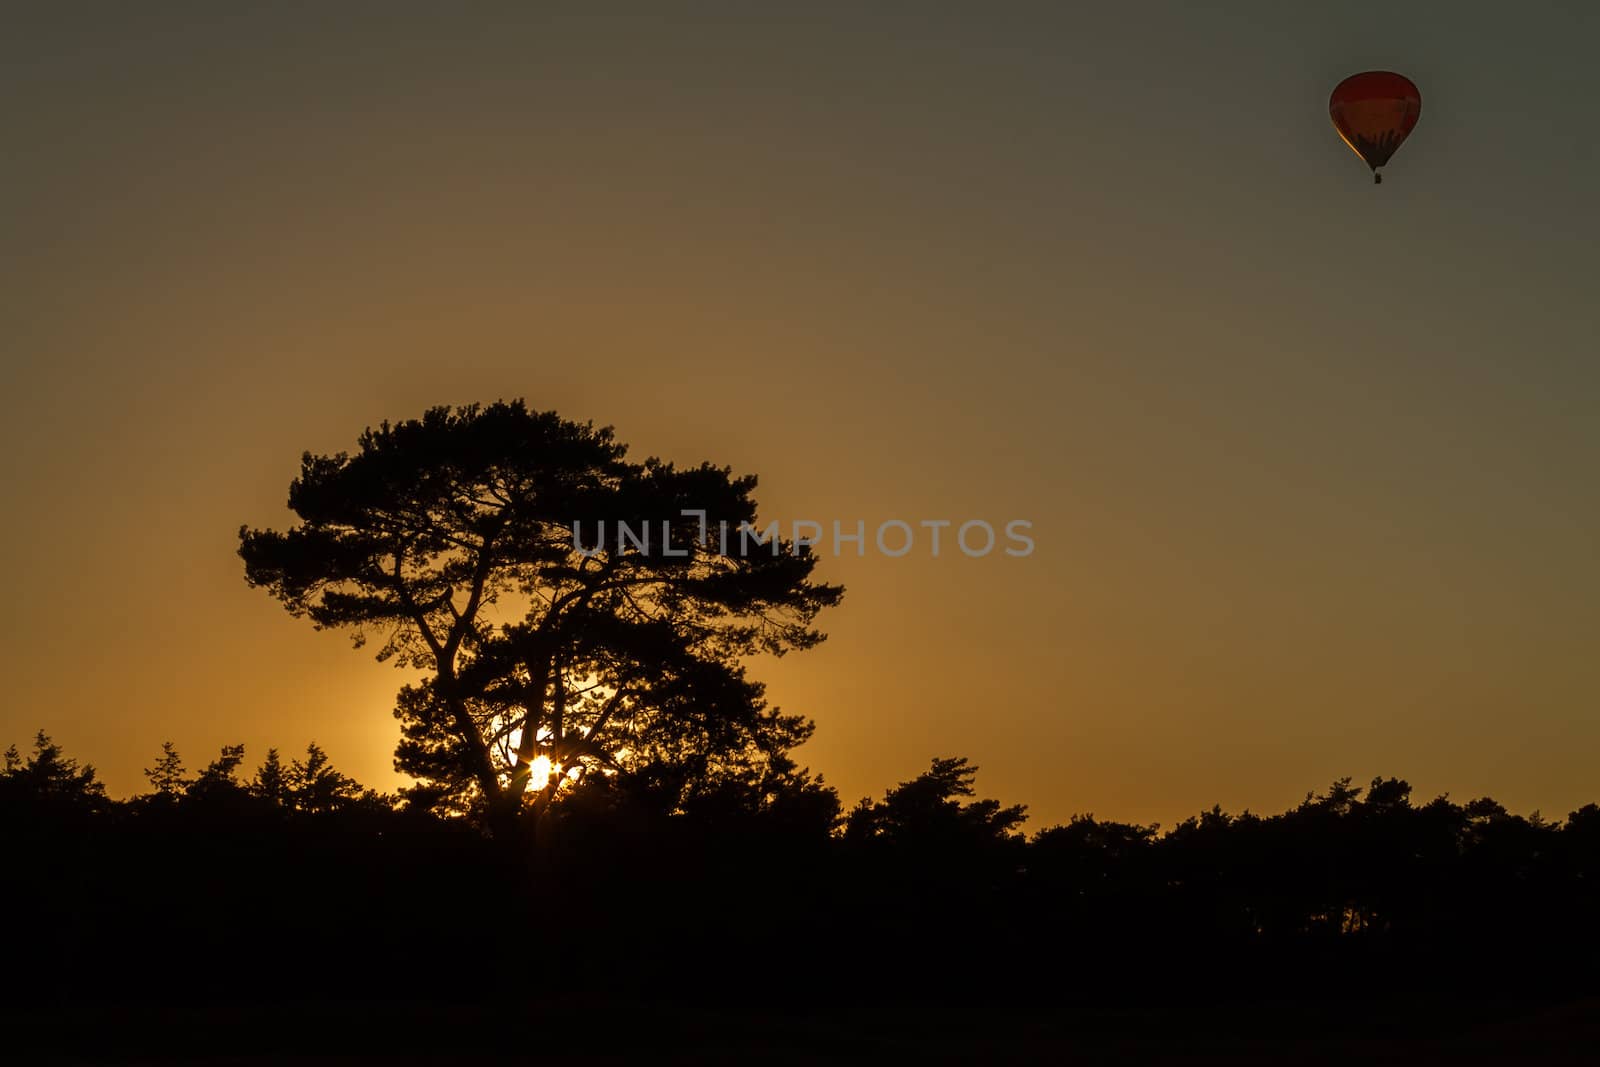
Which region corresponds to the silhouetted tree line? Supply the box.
[6,731,1598,1006]
[11,401,1593,1025]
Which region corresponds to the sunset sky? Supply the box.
[3,2,1596,828]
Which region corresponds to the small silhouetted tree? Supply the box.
[287,743,363,814]
[845,756,1028,850]
[187,743,249,806]
[0,731,109,817]
[143,741,190,799]
[251,747,288,805]
[197,744,246,785]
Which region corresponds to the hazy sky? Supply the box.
[3,2,1596,827]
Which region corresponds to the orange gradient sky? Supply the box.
[3,3,1597,827]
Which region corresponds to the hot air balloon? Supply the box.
[1329,71,1421,184]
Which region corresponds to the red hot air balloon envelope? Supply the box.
[1329,71,1421,184]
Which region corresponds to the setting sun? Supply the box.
[528,755,553,791]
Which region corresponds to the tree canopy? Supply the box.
[239,401,843,830]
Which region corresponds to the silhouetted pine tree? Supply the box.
[251,747,288,805]
[142,741,190,799]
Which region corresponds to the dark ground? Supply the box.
[8,995,1598,1064]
